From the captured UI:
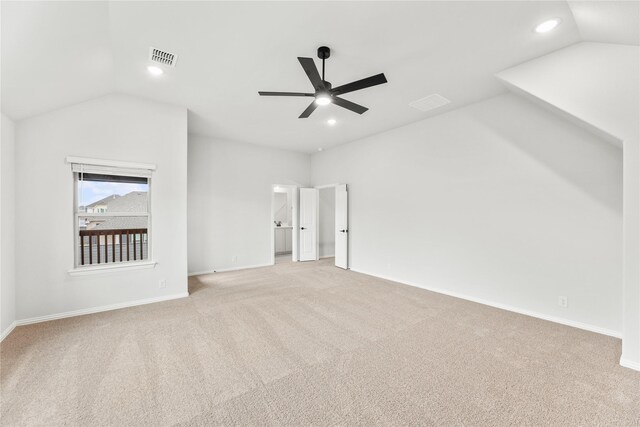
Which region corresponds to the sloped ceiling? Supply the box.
[1,2,113,120]
[569,0,640,45]
[1,1,638,152]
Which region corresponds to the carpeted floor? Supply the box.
[1,258,639,426]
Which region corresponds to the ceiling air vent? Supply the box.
[149,47,177,67]
[409,94,450,112]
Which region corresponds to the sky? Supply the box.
[77,180,148,207]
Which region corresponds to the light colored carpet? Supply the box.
[2,258,639,426]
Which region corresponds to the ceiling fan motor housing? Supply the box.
[317,46,330,59]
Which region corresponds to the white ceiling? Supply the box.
[568,0,640,45]
[2,1,638,153]
[1,2,113,120]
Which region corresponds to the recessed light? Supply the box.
[327,119,337,126]
[147,65,164,76]
[315,95,331,106]
[317,148,323,152]
[535,18,561,33]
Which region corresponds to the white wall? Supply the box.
[188,135,310,274]
[497,42,639,368]
[312,93,623,335]
[1,113,16,337]
[15,94,188,321]
[318,186,335,258]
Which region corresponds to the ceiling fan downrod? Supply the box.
[317,46,330,83]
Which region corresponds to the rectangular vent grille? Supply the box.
[149,47,177,67]
[409,94,451,112]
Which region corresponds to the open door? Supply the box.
[299,188,318,261]
[335,184,348,269]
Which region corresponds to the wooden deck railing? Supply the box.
[79,228,148,265]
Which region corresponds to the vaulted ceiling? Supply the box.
[2,1,638,152]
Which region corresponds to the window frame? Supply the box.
[68,157,156,274]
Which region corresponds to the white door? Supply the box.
[335,184,348,269]
[299,188,318,261]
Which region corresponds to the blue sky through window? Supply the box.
[77,180,148,208]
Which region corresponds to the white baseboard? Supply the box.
[189,263,272,276]
[620,357,640,372]
[14,292,189,327]
[349,268,622,339]
[0,321,17,343]
[320,254,335,259]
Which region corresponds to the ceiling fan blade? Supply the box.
[258,91,314,97]
[299,101,318,118]
[298,57,325,91]
[331,73,387,96]
[332,97,368,114]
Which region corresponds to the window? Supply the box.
[71,160,153,269]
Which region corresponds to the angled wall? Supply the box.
[497,42,640,370]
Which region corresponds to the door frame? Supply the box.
[314,183,349,267]
[270,184,299,265]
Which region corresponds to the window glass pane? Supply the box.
[78,216,148,266]
[77,173,148,212]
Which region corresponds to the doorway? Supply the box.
[271,185,298,264]
[270,184,347,268]
[316,184,349,269]
[318,186,336,259]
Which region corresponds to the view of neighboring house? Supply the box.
[78,191,149,265]
[84,194,121,213]
[80,191,148,230]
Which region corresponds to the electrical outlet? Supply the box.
[159,279,166,289]
[232,256,238,263]
[558,296,568,308]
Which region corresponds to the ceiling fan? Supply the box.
[258,46,388,118]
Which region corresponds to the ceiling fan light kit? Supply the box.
[258,46,388,118]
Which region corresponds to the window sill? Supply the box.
[68,261,157,276]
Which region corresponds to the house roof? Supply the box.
[87,191,147,212]
[82,191,148,230]
[90,216,147,231]
[86,194,120,208]
[103,192,148,212]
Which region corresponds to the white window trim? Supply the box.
[70,157,155,274]
[77,212,149,217]
[68,261,157,276]
[66,156,156,171]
